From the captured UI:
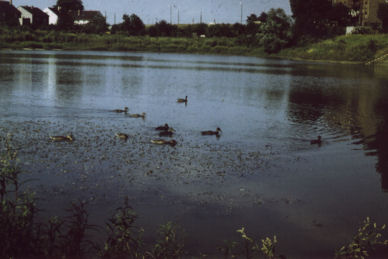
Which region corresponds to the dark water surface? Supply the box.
[1,50,388,257]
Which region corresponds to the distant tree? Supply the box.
[208,24,234,37]
[378,3,388,33]
[121,14,145,35]
[290,0,352,40]
[231,23,245,37]
[148,20,177,37]
[55,0,83,12]
[246,13,258,24]
[245,12,267,37]
[54,0,84,30]
[191,23,208,36]
[257,12,268,23]
[258,8,293,53]
[331,3,353,27]
[78,12,108,33]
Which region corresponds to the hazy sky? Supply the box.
[13,0,291,25]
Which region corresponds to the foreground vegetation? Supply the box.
[2,135,388,258]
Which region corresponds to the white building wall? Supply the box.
[17,7,33,25]
[43,8,58,25]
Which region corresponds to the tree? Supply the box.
[246,14,258,24]
[54,0,84,30]
[55,0,83,12]
[378,3,388,33]
[258,8,293,53]
[121,14,145,35]
[289,0,352,39]
[148,20,177,37]
[77,12,108,33]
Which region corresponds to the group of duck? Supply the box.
[49,95,322,146]
[49,96,222,147]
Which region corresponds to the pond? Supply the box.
[1,50,388,257]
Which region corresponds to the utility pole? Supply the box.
[170,4,172,24]
[177,9,180,25]
[114,13,116,25]
[240,1,243,24]
[200,9,202,24]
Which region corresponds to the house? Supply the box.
[360,0,387,26]
[332,0,387,26]
[74,10,104,25]
[0,0,21,26]
[17,6,49,27]
[43,7,59,25]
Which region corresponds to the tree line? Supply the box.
[3,0,388,54]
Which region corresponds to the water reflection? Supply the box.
[286,63,388,191]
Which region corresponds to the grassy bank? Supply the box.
[0,28,267,57]
[1,28,388,63]
[278,34,388,64]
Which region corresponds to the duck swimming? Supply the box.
[155,123,170,131]
[50,134,74,142]
[177,96,188,103]
[113,107,129,113]
[116,133,129,140]
[128,112,146,119]
[159,128,175,137]
[310,136,322,145]
[201,127,222,136]
[151,139,177,147]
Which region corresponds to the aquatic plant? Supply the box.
[217,240,239,258]
[0,134,37,257]
[62,200,96,257]
[100,197,144,258]
[335,217,388,259]
[151,221,185,259]
[236,227,281,259]
[0,135,95,258]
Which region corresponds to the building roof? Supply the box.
[75,10,103,21]
[0,1,20,15]
[20,6,48,19]
[47,7,59,16]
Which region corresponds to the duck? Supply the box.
[155,123,170,131]
[116,133,129,140]
[128,112,146,119]
[310,136,322,145]
[159,128,175,137]
[50,134,74,142]
[113,107,129,113]
[151,139,177,147]
[177,96,188,103]
[201,127,222,136]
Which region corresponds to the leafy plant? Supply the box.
[236,227,282,259]
[151,221,185,259]
[101,197,144,258]
[62,200,96,257]
[336,217,388,259]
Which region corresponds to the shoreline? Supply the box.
[1,30,388,65]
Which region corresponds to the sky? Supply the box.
[12,0,291,25]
